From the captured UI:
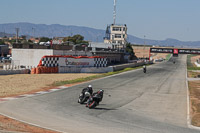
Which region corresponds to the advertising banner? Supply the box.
[58,57,95,67]
[150,48,173,53]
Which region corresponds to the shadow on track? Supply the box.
[93,107,116,111]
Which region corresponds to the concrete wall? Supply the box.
[112,61,153,71]
[80,67,113,73]
[58,61,153,73]
[59,66,113,73]
[12,49,53,67]
[0,69,29,75]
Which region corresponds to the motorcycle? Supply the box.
[143,67,146,73]
[86,90,104,109]
[78,91,91,104]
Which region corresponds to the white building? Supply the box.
[104,24,128,47]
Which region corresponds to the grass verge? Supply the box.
[166,54,172,61]
[53,66,144,86]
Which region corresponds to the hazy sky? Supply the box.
[0,0,200,41]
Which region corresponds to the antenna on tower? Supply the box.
[113,0,117,25]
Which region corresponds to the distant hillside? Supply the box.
[0,32,15,37]
[128,36,200,48]
[0,22,200,48]
[0,22,105,42]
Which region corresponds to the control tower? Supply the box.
[104,0,128,47]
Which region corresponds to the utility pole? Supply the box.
[3,29,5,38]
[32,28,35,38]
[70,28,73,36]
[15,28,19,43]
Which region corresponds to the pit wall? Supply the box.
[59,66,113,73]
[113,62,145,71]
[59,61,153,73]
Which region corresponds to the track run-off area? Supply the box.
[0,55,199,133]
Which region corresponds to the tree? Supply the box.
[0,39,5,45]
[63,34,88,45]
[126,43,134,54]
[28,39,33,43]
[21,35,27,40]
[63,36,75,44]
[40,37,51,42]
[126,43,136,60]
[73,34,84,44]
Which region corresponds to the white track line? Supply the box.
[0,86,68,103]
[0,112,65,133]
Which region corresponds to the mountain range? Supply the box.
[0,22,199,48]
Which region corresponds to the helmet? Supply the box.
[98,89,104,93]
[88,85,92,88]
[99,89,104,92]
[98,89,104,94]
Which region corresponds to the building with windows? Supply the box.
[104,24,128,47]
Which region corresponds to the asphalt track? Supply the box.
[0,55,199,133]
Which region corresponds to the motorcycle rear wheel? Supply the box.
[88,101,97,109]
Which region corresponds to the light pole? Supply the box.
[143,35,146,59]
[15,28,19,43]
[32,28,35,38]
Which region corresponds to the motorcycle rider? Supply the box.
[82,85,93,95]
[86,89,104,107]
[78,85,93,104]
[143,65,146,73]
[92,89,104,102]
